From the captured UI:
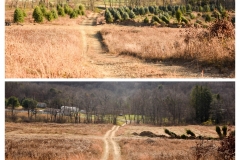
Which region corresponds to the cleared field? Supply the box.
[5,123,234,159]
[115,124,235,160]
[6,122,113,136]
[116,124,227,138]
[6,137,103,160]
[118,138,219,160]
[5,122,113,160]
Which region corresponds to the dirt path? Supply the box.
[102,125,121,160]
[79,13,234,78]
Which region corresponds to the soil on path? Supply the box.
[102,125,121,160]
[79,13,234,78]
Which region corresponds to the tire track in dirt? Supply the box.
[102,125,121,160]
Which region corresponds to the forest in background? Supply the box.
[5,82,235,125]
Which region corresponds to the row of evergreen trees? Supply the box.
[13,4,85,23]
[104,3,227,24]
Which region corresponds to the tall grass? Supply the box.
[5,25,98,78]
[5,137,103,160]
[100,25,235,70]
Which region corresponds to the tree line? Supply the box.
[5,82,235,125]
[5,0,235,10]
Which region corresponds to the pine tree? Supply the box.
[191,85,213,123]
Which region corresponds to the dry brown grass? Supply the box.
[5,9,100,78]
[116,124,234,160]
[116,124,235,138]
[100,25,235,70]
[6,137,103,160]
[5,25,97,78]
[5,122,113,160]
[6,122,113,136]
[118,138,219,160]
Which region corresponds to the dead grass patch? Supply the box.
[5,137,103,160]
[116,124,235,139]
[119,138,219,160]
[5,25,98,78]
[5,122,113,136]
[100,25,235,70]
[5,122,111,159]
[5,9,99,78]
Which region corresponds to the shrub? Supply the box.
[80,10,85,15]
[143,16,149,23]
[181,16,188,24]
[186,4,192,12]
[231,16,235,25]
[40,5,47,16]
[161,15,169,24]
[139,7,145,15]
[216,126,222,138]
[113,10,122,21]
[164,129,177,138]
[149,6,155,13]
[152,15,162,23]
[144,7,149,14]
[167,5,172,11]
[14,8,24,23]
[180,5,186,14]
[209,19,234,38]
[204,4,210,12]
[22,9,27,17]
[51,8,58,19]
[129,10,135,19]
[124,7,130,13]
[186,129,196,137]
[212,9,221,19]
[222,125,227,137]
[122,12,130,20]
[70,9,79,18]
[32,6,44,23]
[176,9,182,23]
[181,134,187,139]
[57,6,65,16]
[221,10,228,19]
[105,11,114,23]
[45,11,54,21]
[218,3,224,13]
[205,14,212,22]
[218,129,235,160]
[190,13,196,19]
[210,4,215,11]
[79,4,85,11]
[64,4,71,15]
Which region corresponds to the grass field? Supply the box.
[5,24,97,78]
[5,122,113,160]
[5,122,235,159]
[100,25,235,69]
[115,124,235,160]
[5,9,100,78]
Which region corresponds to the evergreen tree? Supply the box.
[14,8,24,23]
[32,6,44,23]
[191,85,213,123]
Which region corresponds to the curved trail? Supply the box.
[79,13,200,78]
[78,13,231,78]
[102,125,121,160]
